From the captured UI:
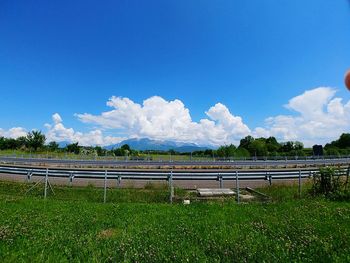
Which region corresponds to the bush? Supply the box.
[311,167,350,200]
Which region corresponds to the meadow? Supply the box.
[0,180,349,262]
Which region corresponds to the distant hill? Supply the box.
[105,138,211,153]
[57,141,70,148]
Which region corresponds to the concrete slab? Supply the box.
[197,188,235,197]
[239,194,255,201]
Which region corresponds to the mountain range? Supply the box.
[104,138,212,152]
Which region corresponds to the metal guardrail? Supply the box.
[1,165,349,203]
[1,156,350,168]
[0,165,333,180]
[1,165,349,183]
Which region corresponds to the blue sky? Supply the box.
[0,0,350,146]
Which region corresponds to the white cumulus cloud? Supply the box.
[254,87,350,146]
[0,127,27,138]
[52,113,62,124]
[45,113,124,146]
[76,96,250,145]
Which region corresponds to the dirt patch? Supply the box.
[97,228,121,239]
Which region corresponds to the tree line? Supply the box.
[0,131,46,152]
[210,134,350,158]
[0,131,138,157]
[0,131,349,158]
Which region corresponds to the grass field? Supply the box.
[0,181,350,262]
[0,149,210,162]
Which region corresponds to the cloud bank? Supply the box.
[1,87,349,147]
[254,87,350,146]
[76,96,250,146]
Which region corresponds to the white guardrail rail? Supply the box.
[0,165,349,182]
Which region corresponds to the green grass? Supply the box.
[0,180,171,204]
[0,150,210,161]
[0,181,350,262]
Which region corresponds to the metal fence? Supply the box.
[1,165,349,203]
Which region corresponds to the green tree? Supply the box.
[294,141,304,151]
[280,141,304,154]
[247,139,267,157]
[234,147,250,157]
[16,136,27,149]
[66,142,80,154]
[239,135,254,149]
[338,133,350,148]
[265,136,280,153]
[26,131,46,151]
[204,149,213,157]
[325,133,350,150]
[0,137,15,150]
[216,146,226,157]
[0,137,17,150]
[121,144,131,151]
[217,144,236,158]
[48,141,59,152]
[325,147,340,156]
[113,148,125,156]
[280,141,294,153]
[94,146,106,156]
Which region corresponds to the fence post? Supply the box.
[104,170,107,203]
[219,173,223,189]
[169,170,173,204]
[44,168,48,199]
[236,171,240,204]
[27,170,32,183]
[116,175,121,188]
[298,169,302,198]
[118,175,122,187]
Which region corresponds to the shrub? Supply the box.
[311,166,350,200]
